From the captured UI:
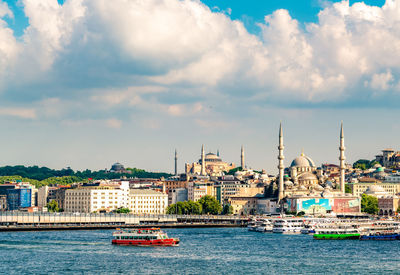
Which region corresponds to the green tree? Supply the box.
[114,207,131,213]
[46,200,59,212]
[345,184,352,194]
[198,195,222,215]
[361,194,379,215]
[166,201,202,215]
[222,204,233,215]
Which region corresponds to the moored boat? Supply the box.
[112,228,180,246]
[313,225,360,240]
[255,219,273,233]
[273,218,304,234]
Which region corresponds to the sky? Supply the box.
[0,0,399,174]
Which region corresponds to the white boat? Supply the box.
[255,219,273,233]
[247,219,259,231]
[273,218,304,234]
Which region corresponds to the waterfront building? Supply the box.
[378,195,399,216]
[214,176,249,205]
[64,181,130,213]
[163,179,188,194]
[188,181,215,202]
[37,186,48,208]
[348,182,400,197]
[185,145,236,176]
[169,188,188,204]
[6,188,32,210]
[0,195,7,210]
[228,194,264,215]
[128,189,168,214]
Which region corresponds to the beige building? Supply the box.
[378,195,400,216]
[129,189,168,214]
[64,181,130,213]
[187,181,215,202]
[185,146,235,176]
[348,182,400,197]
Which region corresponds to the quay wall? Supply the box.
[0,212,247,231]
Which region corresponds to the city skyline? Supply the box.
[0,0,399,172]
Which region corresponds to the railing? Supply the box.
[0,212,246,226]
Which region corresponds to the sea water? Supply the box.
[0,227,399,274]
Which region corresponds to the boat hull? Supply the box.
[360,234,400,241]
[112,238,179,246]
[313,233,360,240]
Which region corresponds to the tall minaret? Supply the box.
[278,123,285,200]
[201,145,206,176]
[241,145,245,169]
[174,149,178,175]
[339,122,346,193]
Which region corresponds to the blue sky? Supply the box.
[0,0,399,173]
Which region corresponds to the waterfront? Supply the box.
[0,228,399,274]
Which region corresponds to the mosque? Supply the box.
[274,123,361,214]
[184,145,244,176]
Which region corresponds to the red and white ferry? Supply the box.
[112,228,180,246]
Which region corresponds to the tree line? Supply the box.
[166,195,233,215]
[0,165,171,187]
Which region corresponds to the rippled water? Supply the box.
[0,228,399,274]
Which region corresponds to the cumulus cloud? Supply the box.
[0,107,36,119]
[1,0,400,126]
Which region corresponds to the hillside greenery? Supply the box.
[353,159,380,170]
[0,165,171,188]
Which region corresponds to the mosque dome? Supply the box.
[290,153,316,168]
[111,162,125,172]
[365,185,387,196]
[204,153,222,162]
[298,172,318,181]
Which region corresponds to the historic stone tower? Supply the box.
[278,123,285,200]
[339,122,346,193]
[174,149,178,175]
[201,145,206,176]
[241,145,245,169]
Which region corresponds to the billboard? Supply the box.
[287,197,360,214]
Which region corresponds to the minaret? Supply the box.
[278,123,285,200]
[201,145,206,176]
[241,145,245,169]
[174,149,178,175]
[339,122,346,193]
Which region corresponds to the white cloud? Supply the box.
[368,70,394,90]
[2,0,400,121]
[105,118,122,129]
[0,107,36,119]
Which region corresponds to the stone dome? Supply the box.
[204,153,222,162]
[298,172,318,181]
[290,153,316,168]
[365,185,387,196]
[111,162,124,171]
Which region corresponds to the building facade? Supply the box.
[129,189,168,214]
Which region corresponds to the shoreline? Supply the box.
[0,223,244,232]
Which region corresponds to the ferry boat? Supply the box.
[313,225,360,240]
[112,228,180,246]
[360,231,400,241]
[360,222,400,241]
[273,218,304,234]
[255,219,273,233]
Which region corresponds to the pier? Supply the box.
[0,212,247,231]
